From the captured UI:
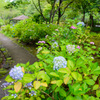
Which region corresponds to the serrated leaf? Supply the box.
[58,68,70,74]
[42,50,50,54]
[14,82,22,93]
[71,72,82,81]
[96,90,100,97]
[5,75,15,82]
[56,80,63,87]
[93,84,99,90]
[59,88,66,97]
[34,62,39,68]
[64,77,70,84]
[50,72,59,77]
[23,74,34,83]
[85,79,95,85]
[51,80,57,84]
[40,82,48,87]
[68,60,74,70]
[33,81,40,90]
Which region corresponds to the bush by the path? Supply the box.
[1,23,100,100]
[1,19,58,43]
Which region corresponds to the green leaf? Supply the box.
[66,96,74,100]
[23,74,34,83]
[68,60,74,70]
[33,81,40,90]
[50,72,59,77]
[71,72,82,81]
[56,80,63,87]
[59,88,66,97]
[33,62,39,69]
[93,84,99,90]
[5,75,15,82]
[37,71,50,83]
[92,67,100,74]
[58,68,70,74]
[96,90,100,97]
[85,79,95,85]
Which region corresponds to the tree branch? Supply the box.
[61,0,74,17]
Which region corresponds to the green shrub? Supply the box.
[1,19,58,43]
[1,23,100,100]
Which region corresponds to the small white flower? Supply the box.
[66,45,75,53]
[52,42,58,48]
[37,47,42,53]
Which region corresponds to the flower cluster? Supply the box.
[76,45,80,49]
[45,35,48,38]
[29,91,36,96]
[70,26,76,29]
[1,82,13,88]
[11,94,17,98]
[9,66,24,80]
[37,47,42,53]
[77,22,85,26]
[52,41,58,48]
[38,41,45,43]
[53,56,67,70]
[90,42,94,45]
[25,82,33,89]
[66,44,75,53]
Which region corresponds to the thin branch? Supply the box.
[39,89,54,100]
[61,0,74,17]
[49,0,56,23]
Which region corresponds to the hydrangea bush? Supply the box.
[1,20,100,100]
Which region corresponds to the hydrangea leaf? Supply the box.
[64,77,70,84]
[37,71,50,83]
[14,82,22,93]
[50,72,59,77]
[23,74,34,83]
[71,72,82,81]
[5,75,15,82]
[58,68,70,74]
[42,50,50,54]
[33,81,40,90]
[51,80,57,84]
[96,90,100,97]
[85,79,95,85]
[40,82,48,87]
[59,88,66,97]
[56,80,63,87]
[93,84,99,90]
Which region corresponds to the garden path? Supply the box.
[0,33,38,99]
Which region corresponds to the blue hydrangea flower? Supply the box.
[29,91,36,96]
[66,44,75,53]
[25,82,33,89]
[11,94,17,98]
[1,82,12,88]
[52,42,58,48]
[53,56,67,70]
[77,22,85,26]
[9,66,24,80]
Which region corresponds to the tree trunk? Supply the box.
[82,10,85,22]
[90,13,94,27]
[57,0,63,24]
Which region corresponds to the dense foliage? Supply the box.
[1,21,100,100]
[1,19,58,43]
